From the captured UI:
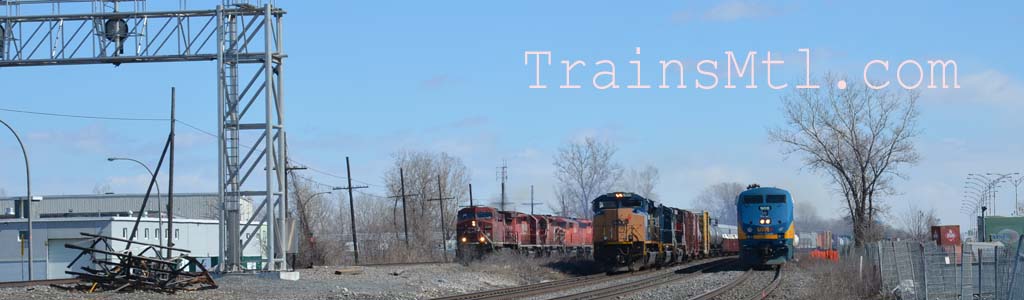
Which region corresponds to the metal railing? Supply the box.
[863,239,1023,300]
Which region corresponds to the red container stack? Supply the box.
[931,225,961,246]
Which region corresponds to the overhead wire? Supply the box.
[0,105,384,189]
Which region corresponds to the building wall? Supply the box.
[0,218,111,281]
[0,217,264,282]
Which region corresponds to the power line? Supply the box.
[0,105,383,188]
[0,107,168,121]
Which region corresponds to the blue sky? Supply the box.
[1,1,1022,229]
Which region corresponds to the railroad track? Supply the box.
[0,278,80,289]
[432,272,610,300]
[689,265,783,300]
[357,261,448,267]
[550,257,736,300]
[433,257,734,300]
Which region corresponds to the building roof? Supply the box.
[0,193,227,220]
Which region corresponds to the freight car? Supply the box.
[736,184,795,265]
[455,206,592,261]
[591,192,734,272]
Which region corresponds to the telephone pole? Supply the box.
[334,157,367,265]
[167,87,176,258]
[469,183,474,207]
[528,185,537,215]
[496,161,508,211]
[427,175,455,262]
[387,168,418,246]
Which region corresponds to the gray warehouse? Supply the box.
[0,193,262,282]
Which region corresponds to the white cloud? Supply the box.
[26,123,117,154]
[923,69,1024,106]
[703,1,778,22]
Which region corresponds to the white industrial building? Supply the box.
[0,193,264,282]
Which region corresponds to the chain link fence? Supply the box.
[858,239,1023,300]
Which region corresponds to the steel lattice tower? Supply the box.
[0,0,289,272]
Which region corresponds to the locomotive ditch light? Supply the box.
[460,237,467,243]
[478,236,486,243]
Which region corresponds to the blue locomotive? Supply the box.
[736,184,794,265]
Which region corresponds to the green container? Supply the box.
[983,216,1024,249]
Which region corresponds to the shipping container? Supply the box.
[796,232,818,249]
[816,231,833,251]
[981,216,1023,245]
[931,225,961,246]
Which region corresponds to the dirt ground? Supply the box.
[0,254,599,300]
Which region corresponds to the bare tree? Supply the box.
[898,203,940,241]
[288,173,339,267]
[692,182,745,225]
[0,188,6,198]
[621,165,660,200]
[794,201,833,233]
[383,150,470,262]
[769,74,920,246]
[553,137,622,218]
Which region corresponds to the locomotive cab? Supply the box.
[457,206,496,244]
[592,192,656,271]
[736,186,795,265]
[456,206,497,260]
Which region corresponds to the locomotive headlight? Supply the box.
[461,237,467,243]
[471,220,477,227]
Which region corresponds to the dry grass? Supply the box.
[796,255,882,300]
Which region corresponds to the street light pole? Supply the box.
[1,119,32,280]
[1005,175,1023,216]
[108,157,162,247]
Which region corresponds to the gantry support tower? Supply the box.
[0,0,289,272]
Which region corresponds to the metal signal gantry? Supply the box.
[0,0,289,273]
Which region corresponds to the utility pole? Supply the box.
[496,161,507,211]
[386,168,418,246]
[529,185,536,215]
[469,183,474,207]
[285,163,308,267]
[334,157,368,265]
[427,175,455,262]
[517,185,541,214]
[167,87,176,258]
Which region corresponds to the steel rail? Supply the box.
[431,273,610,300]
[747,266,784,300]
[689,269,754,300]
[552,257,737,300]
[688,265,783,300]
[432,257,734,300]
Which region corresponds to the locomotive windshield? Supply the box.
[477,212,493,219]
[742,195,763,204]
[766,195,787,203]
[621,198,642,207]
[458,212,473,220]
[594,199,617,210]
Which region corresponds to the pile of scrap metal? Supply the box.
[65,232,217,293]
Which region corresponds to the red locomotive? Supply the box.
[456,206,592,260]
